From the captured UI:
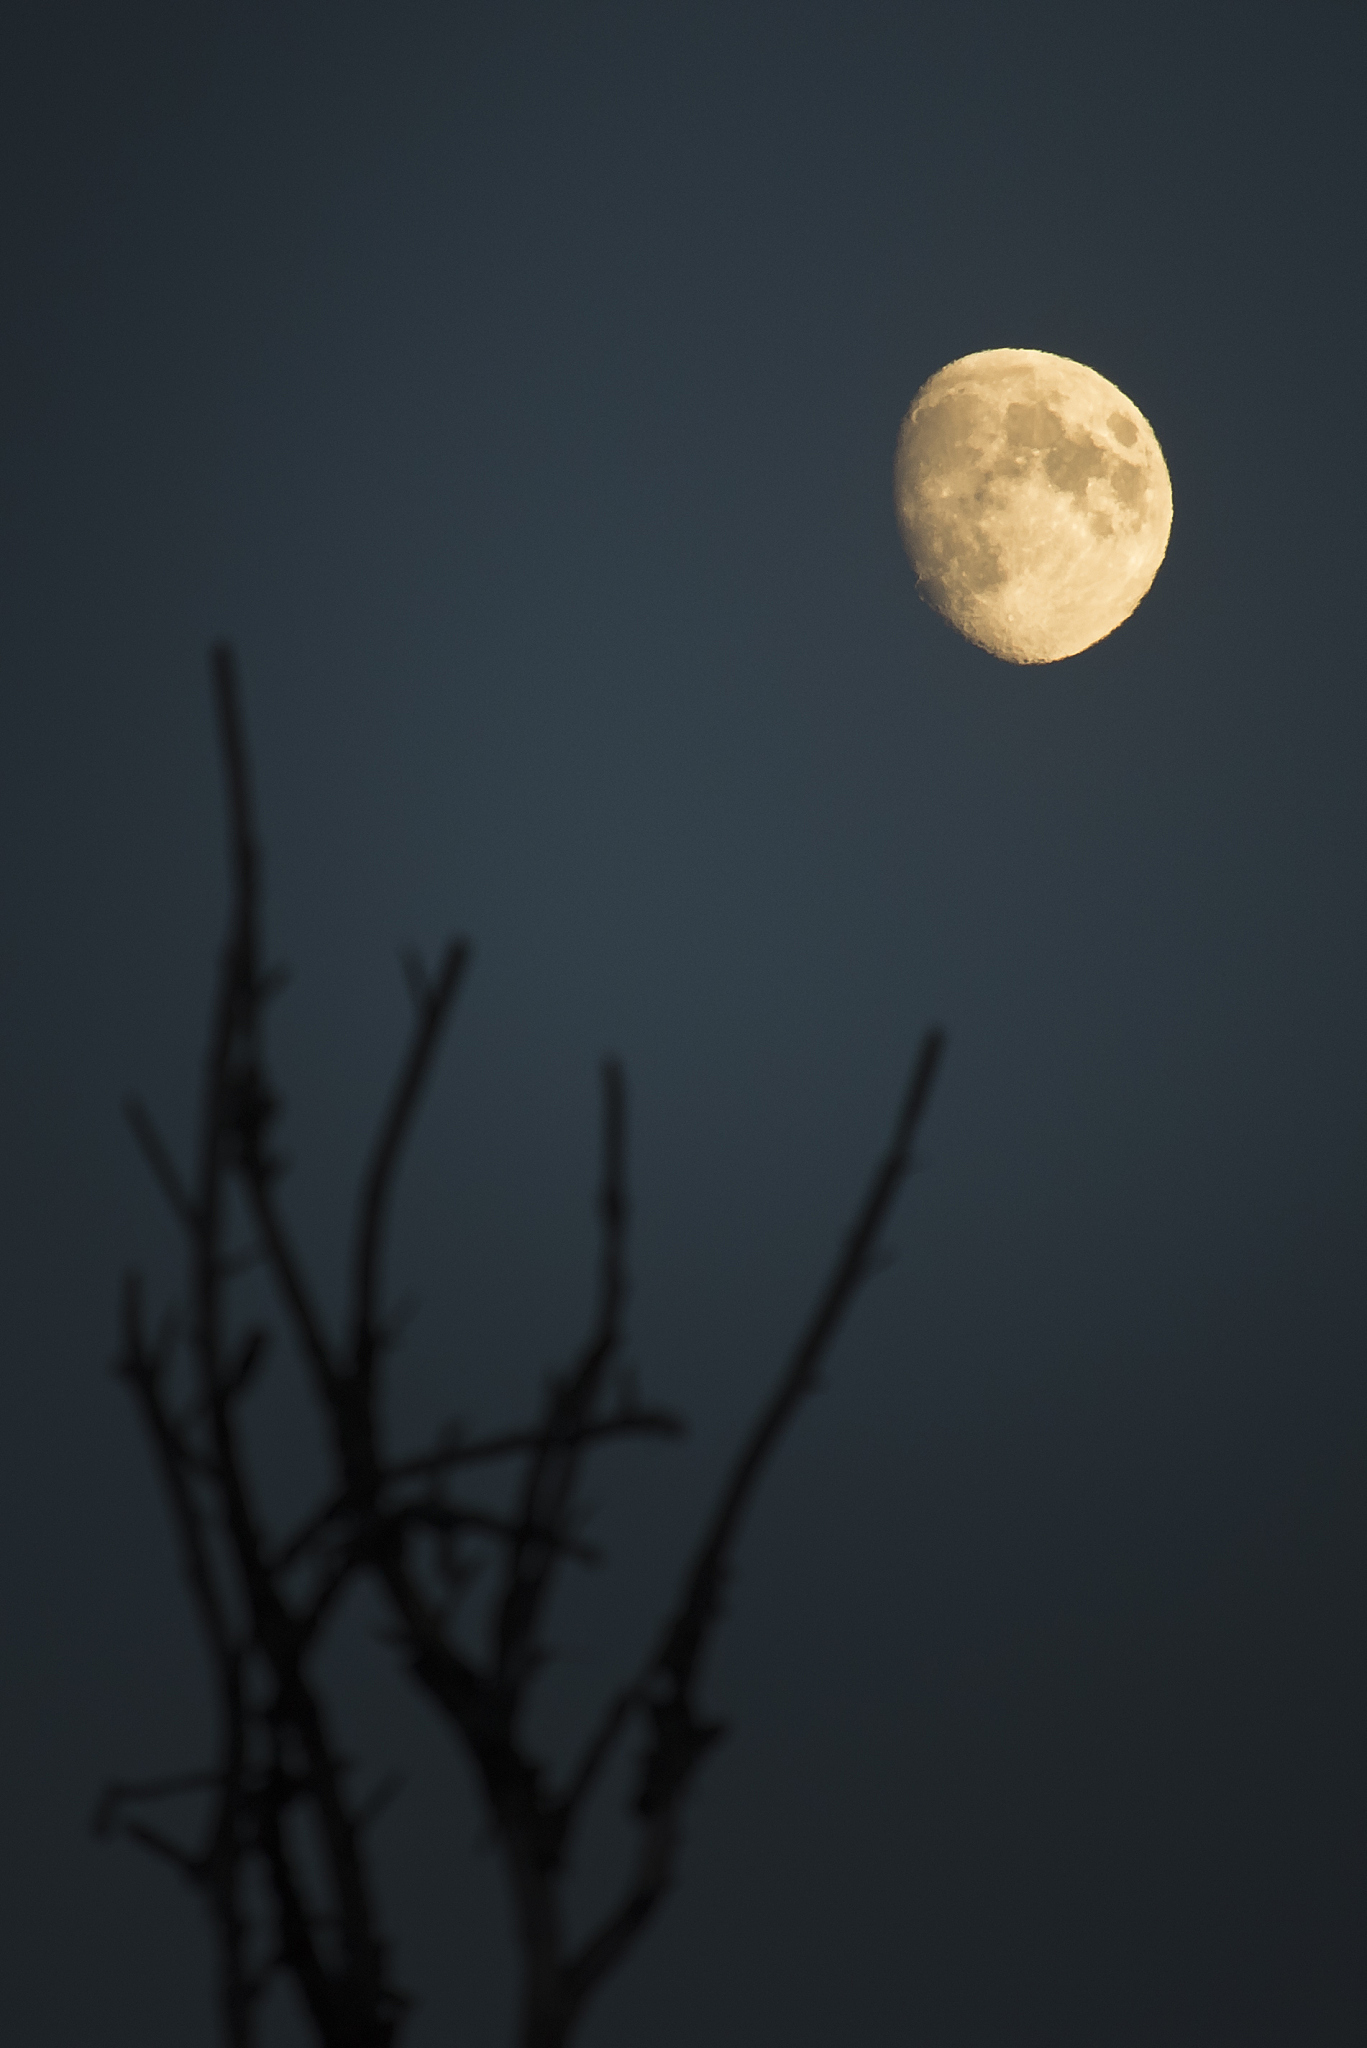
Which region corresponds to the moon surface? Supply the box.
[893,348,1172,664]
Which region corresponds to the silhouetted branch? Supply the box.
[546,1032,948,2020]
[124,1096,200,1232]
[648,1026,946,1723]
[104,647,411,2048]
[116,1273,238,1686]
[94,1770,224,1841]
[494,1060,629,1691]
[351,940,470,1401]
[106,643,945,2048]
[386,1407,687,1481]
[237,1110,341,1407]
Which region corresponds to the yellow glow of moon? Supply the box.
[893,348,1172,664]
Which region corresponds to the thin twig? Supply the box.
[351,940,470,1397]
[495,1061,630,1684]
[651,1027,945,1709]
[112,641,947,2048]
[385,1408,685,1483]
[124,1096,200,1231]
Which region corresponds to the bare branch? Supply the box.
[92,1769,223,1838]
[494,1060,630,1685]
[385,1407,685,1485]
[208,642,339,1409]
[350,939,470,1397]
[112,645,947,2048]
[564,1803,678,2014]
[210,640,260,943]
[116,1273,239,1684]
[124,1096,200,1231]
[271,1492,355,1577]
[586,1058,628,1381]
[400,1501,602,1564]
[120,1818,206,1882]
[646,1028,946,1722]
[239,1178,341,1403]
[558,1682,640,1824]
[109,648,410,2048]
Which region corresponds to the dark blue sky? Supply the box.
[2,4,1364,2043]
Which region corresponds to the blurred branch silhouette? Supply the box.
[98,643,945,2048]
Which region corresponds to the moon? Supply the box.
[893,348,1172,664]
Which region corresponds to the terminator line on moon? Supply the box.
[894,348,1172,664]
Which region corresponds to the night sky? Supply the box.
[3,4,1365,2044]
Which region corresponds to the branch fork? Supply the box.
[101,643,945,2048]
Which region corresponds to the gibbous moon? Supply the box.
[894,348,1172,664]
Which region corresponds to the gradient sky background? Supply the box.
[3,3,1365,2044]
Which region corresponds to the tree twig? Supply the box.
[107,643,946,2048]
